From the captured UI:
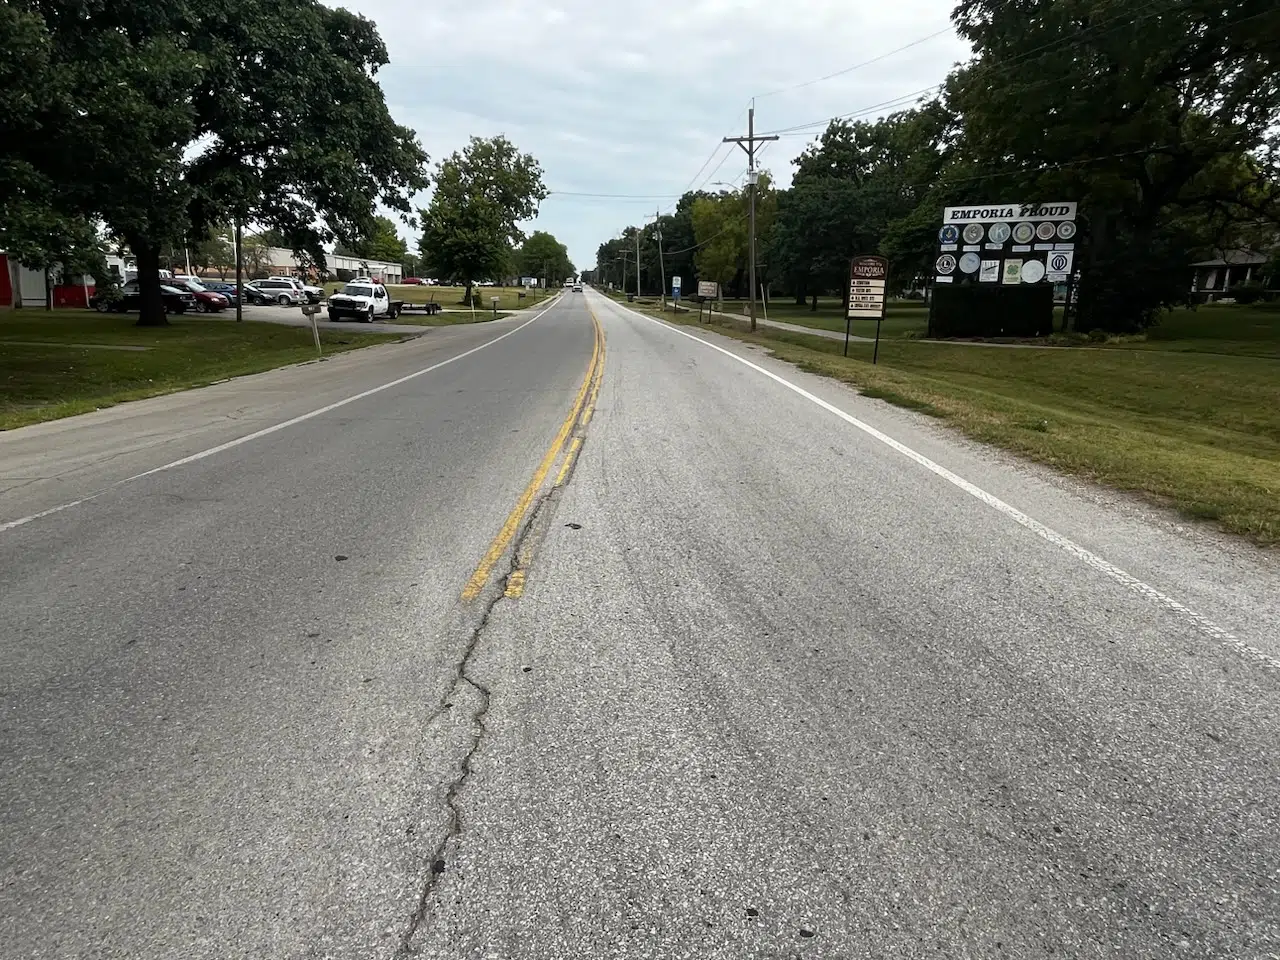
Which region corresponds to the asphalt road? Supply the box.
[2,289,1277,958]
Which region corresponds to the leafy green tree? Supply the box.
[949,0,1280,329]
[418,136,547,304]
[335,215,407,263]
[2,0,427,325]
[515,231,574,285]
[692,193,746,296]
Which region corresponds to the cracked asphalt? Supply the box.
[2,289,1279,958]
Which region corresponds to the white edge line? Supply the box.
[0,297,561,533]
[601,294,1280,672]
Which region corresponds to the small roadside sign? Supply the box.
[697,280,719,299]
[845,255,889,363]
[672,276,681,295]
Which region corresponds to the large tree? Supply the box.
[515,231,574,286]
[2,0,427,325]
[418,136,547,304]
[949,0,1280,330]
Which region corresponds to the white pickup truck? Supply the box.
[326,279,402,322]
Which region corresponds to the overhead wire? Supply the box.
[755,26,955,100]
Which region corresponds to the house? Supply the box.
[1191,249,1269,300]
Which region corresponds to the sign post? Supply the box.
[696,280,719,324]
[672,275,681,312]
[301,303,323,357]
[846,255,889,362]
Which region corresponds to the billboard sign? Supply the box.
[937,201,1076,285]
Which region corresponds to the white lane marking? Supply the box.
[1,299,560,533]
[604,295,1280,671]
[0,496,100,533]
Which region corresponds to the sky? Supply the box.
[350,0,972,271]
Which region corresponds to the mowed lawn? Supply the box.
[0,310,397,429]
[717,296,930,337]
[624,296,1280,544]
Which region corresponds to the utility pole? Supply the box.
[724,100,778,332]
[655,209,667,311]
[635,228,641,300]
[234,217,243,323]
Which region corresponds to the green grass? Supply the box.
[390,310,511,326]
[0,309,397,429]
[617,297,1280,544]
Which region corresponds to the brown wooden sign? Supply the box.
[847,255,888,320]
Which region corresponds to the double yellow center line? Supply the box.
[461,311,605,602]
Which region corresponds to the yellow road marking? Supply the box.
[461,314,603,601]
[503,570,526,599]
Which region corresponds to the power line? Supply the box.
[547,191,682,199]
[757,0,1186,141]
[755,26,955,99]
[762,84,944,137]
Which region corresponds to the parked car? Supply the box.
[265,276,323,303]
[91,280,198,314]
[200,280,240,303]
[401,277,425,285]
[169,278,230,312]
[251,278,307,305]
[327,278,402,322]
[241,282,281,305]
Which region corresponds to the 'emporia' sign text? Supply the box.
[943,202,1077,223]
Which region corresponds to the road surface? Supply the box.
[2,289,1277,958]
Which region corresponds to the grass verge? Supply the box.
[390,310,512,326]
[0,309,398,430]
[616,297,1280,545]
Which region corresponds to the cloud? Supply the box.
[356,0,970,267]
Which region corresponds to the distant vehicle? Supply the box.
[169,277,230,312]
[90,280,198,314]
[573,283,583,293]
[327,278,402,322]
[401,277,425,285]
[265,275,322,303]
[252,278,306,305]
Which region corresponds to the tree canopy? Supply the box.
[1,0,427,324]
[334,215,408,264]
[418,136,547,302]
[515,231,574,285]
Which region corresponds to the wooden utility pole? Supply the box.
[655,209,667,311]
[724,101,778,332]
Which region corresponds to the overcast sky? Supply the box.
[352,0,971,271]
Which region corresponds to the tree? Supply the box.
[515,231,574,285]
[949,0,1280,330]
[334,215,407,264]
[241,234,270,279]
[3,0,428,326]
[418,136,547,303]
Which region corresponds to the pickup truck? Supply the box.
[326,279,403,322]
